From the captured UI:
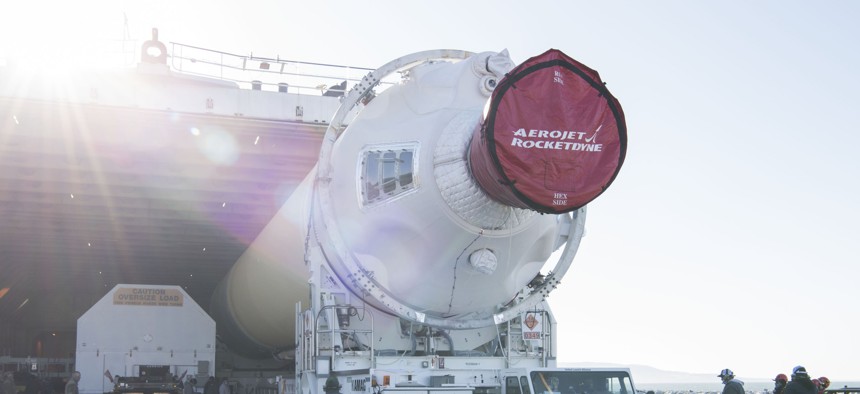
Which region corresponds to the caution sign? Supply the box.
[113,287,184,307]
[522,312,543,341]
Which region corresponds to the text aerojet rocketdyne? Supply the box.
[509,128,603,152]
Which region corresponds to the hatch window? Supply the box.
[361,144,418,206]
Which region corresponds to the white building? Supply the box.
[76,284,215,394]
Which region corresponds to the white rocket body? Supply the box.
[211,50,588,355]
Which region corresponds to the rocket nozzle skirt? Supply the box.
[469,49,627,214]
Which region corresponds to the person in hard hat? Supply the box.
[784,366,817,394]
[774,374,789,394]
[817,377,831,394]
[718,369,745,394]
[65,372,81,394]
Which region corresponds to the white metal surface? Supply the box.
[313,49,583,328]
[216,49,587,353]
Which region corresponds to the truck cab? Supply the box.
[501,369,636,394]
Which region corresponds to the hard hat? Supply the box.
[774,374,788,382]
[718,369,734,378]
[793,366,809,378]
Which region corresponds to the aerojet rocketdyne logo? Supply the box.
[510,125,603,152]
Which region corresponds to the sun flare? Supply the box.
[2,2,138,72]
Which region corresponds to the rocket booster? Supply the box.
[210,49,626,356]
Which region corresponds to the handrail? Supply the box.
[167,42,392,94]
[504,310,551,367]
[314,305,375,371]
[170,42,376,72]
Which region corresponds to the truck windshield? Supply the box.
[530,370,634,394]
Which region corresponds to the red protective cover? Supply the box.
[469,49,626,214]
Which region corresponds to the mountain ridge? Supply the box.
[556,362,771,384]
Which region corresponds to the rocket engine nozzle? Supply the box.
[469,49,627,214]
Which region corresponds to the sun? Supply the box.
[1,1,134,72]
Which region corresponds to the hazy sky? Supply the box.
[4,0,859,382]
